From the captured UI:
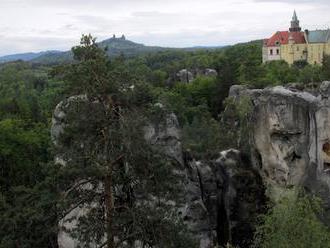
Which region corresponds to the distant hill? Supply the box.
[99,37,171,56]
[0,51,62,63]
[235,39,263,46]
[0,37,225,65]
[31,51,73,65]
[32,37,173,65]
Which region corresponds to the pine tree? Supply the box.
[54,34,195,248]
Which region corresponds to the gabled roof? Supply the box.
[266,31,306,47]
[305,30,330,43]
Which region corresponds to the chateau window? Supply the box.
[270,49,273,55]
[297,47,299,51]
[276,49,280,55]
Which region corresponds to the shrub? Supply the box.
[253,189,330,248]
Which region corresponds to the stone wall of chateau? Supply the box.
[264,41,330,65]
[307,42,330,65]
[281,43,307,64]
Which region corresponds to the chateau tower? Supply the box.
[289,10,301,32]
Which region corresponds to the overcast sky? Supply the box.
[0,0,329,56]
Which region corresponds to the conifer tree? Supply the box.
[55,34,195,248]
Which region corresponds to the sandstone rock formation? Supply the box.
[175,68,218,84]
[230,82,330,224]
[52,95,105,248]
[52,98,188,248]
[52,96,265,248]
[176,69,194,83]
[183,150,265,247]
[144,111,183,166]
[202,68,218,78]
[53,80,330,247]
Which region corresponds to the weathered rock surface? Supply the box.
[181,149,265,247]
[52,98,187,247]
[175,68,218,84]
[52,96,265,248]
[52,80,330,248]
[203,68,218,78]
[231,82,330,223]
[144,112,183,166]
[176,69,194,83]
[52,96,106,248]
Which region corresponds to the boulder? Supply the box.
[320,81,330,99]
[175,68,218,84]
[176,69,194,83]
[204,68,218,77]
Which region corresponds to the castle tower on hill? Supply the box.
[111,34,126,40]
[289,10,302,32]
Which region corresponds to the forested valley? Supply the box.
[1,35,330,248]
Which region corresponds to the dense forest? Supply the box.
[1,35,330,247]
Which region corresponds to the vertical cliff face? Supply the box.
[251,87,316,190]
[52,81,330,247]
[169,149,265,247]
[231,82,330,224]
[213,150,265,247]
[51,96,266,248]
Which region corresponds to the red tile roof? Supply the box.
[266,31,306,47]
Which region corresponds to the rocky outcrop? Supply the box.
[175,68,218,84]
[182,149,265,247]
[182,159,217,247]
[176,69,194,83]
[201,68,218,78]
[52,96,106,248]
[52,98,187,248]
[144,111,183,166]
[231,82,330,224]
[214,150,265,247]
[52,80,330,247]
[52,96,265,248]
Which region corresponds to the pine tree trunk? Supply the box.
[105,171,114,248]
[103,101,119,248]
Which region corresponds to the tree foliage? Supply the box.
[0,62,60,247]
[54,34,195,248]
[253,190,330,248]
[1,34,330,247]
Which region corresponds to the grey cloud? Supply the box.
[0,35,75,56]
[3,0,165,8]
[0,0,329,55]
[74,15,109,25]
[131,28,267,48]
[253,0,329,4]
